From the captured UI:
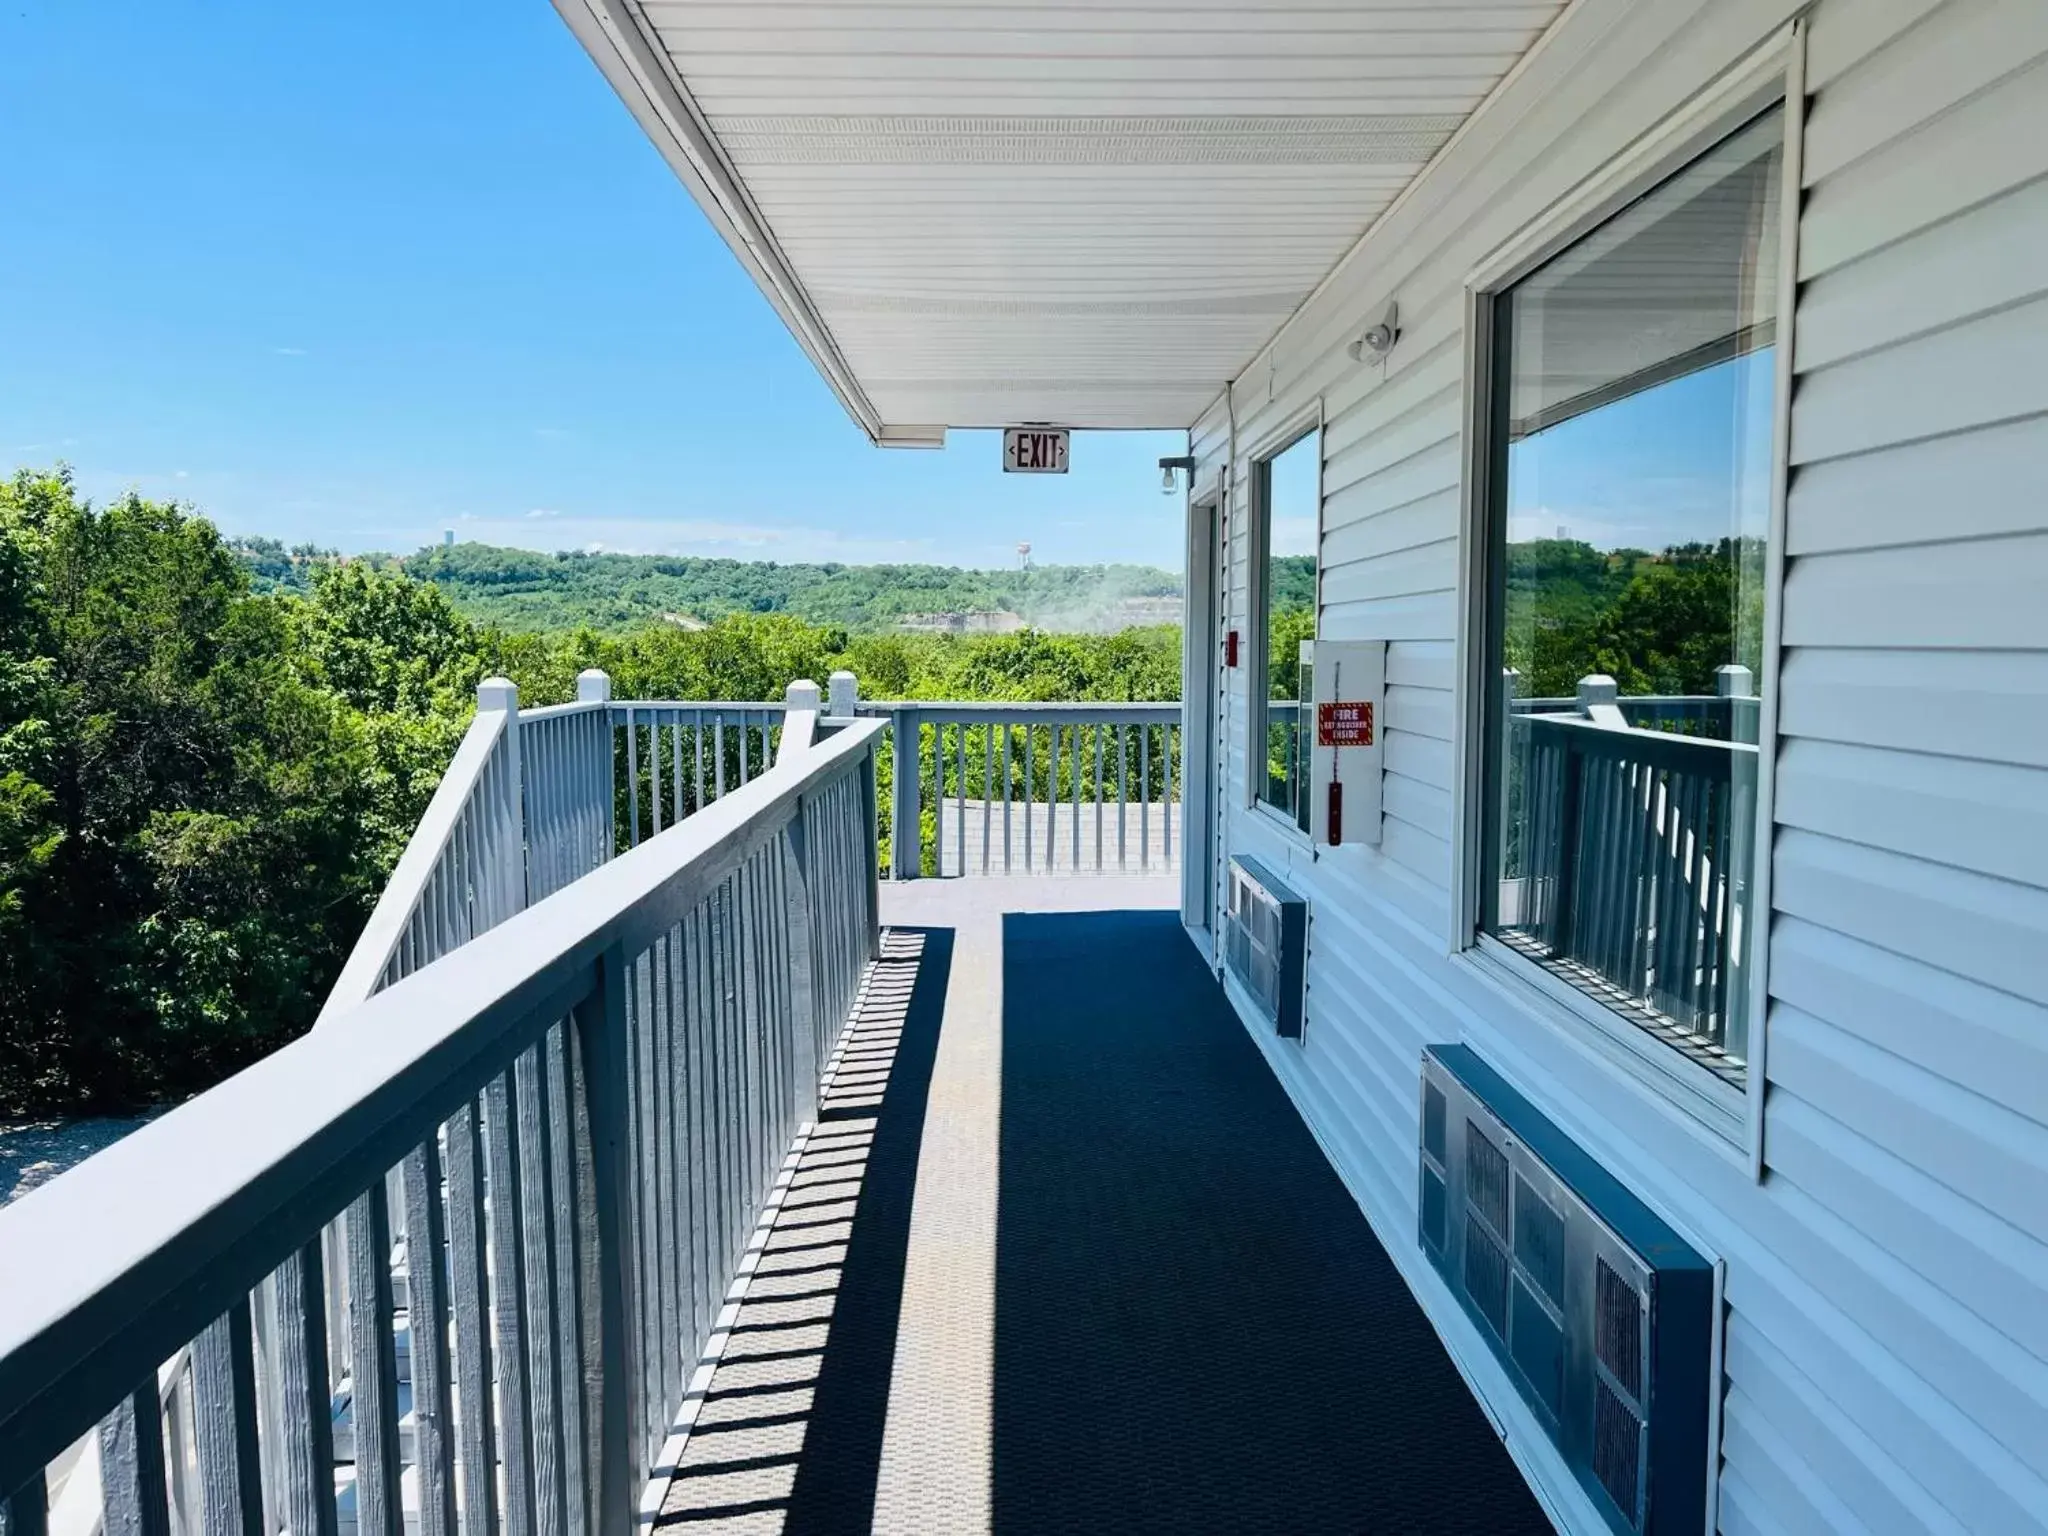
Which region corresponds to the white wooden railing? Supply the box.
[0,708,884,1535]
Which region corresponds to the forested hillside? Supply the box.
[5,473,1185,1116]
[12,476,1723,1118]
[233,536,1212,634]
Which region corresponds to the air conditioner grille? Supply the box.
[1465,1121,1509,1237]
[1223,858,1305,1037]
[1596,1257,1645,1401]
[1417,1046,1714,1536]
[1421,1168,1447,1253]
[1511,1277,1565,1417]
[1514,1176,1566,1305]
[1592,1376,1647,1529]
[1423,1080,1447,1163]
[1463,1216,1510,1338]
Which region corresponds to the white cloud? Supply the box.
[525,508,561,519]
[272,346,308,357]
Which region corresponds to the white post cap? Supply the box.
[1715,663,1755,698]
[576,668,612,703]
[785,679,822,710]
[1575,674,1619,710]
[827,669,858,718]
[477,676,518,712]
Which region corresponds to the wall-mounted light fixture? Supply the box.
[1158,454,1198,496]
[1348,301,1401,363]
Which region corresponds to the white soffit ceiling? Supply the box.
[556,0,1569,441]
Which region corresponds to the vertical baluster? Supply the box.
[649,714,665,838]
[1602,758,1631,975]
[573,949,640,1536]
[1664,770,1696,1025]
[956,723,967,878]
[692,711,705,816]
[1140,723,1152,870]
[1578,758,1609,969]
[345,1183,404,1536]
[665,918,700,1390]
[527,718,547,900]
[1023,725,1034,873]
[738,712,752,789]
[739,858,764,1204]
[1684,772,1715,1036]
[707,889,733,1285]
[1630,760,1658,997]
[541,1024,589,1536]
[695,898,721,1312]
[515,1045,568,1533]
[672,719,685,827]
[686,906,715,1354]
[715,716,727,802]
[403,1138,459,1536]
[725,879,748,1269]
[930,723,943,878]
[485,1071,539,1536]
[1001,726,1013,875]
[739,868,764,1225]
[1117,725,1128,871]
[1094,723,1105,871]
[1071,721,1082,870]
[1165,723,1175,866]
[625,709,641,850]
[1044,724,1057,870]
[442,1103,498,1536]
[651,933,681,1439]
[270,1240,339,1536]
[627,953,657,1467]
[99,1378,173,1536]
[192,1298,263,1536]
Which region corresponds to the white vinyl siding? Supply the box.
[1194,0,2048,1530]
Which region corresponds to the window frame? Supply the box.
[1246,406,1325,839]
[1448,27,1805,1171]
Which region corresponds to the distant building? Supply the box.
[1110,595,1183,628]
[443,529,456,547]
[896,610,1026,635]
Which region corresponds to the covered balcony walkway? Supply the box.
[655,878,1548,1534]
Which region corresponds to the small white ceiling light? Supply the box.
[1349,301,1401,363]
[1158,454,1197,496]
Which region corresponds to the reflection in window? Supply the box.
[1257,431,1319,833]
[1483,107,1783,1083]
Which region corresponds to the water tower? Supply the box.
[1017,541,1032,571]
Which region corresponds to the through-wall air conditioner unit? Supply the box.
[1419,1045,1714,1536]
[1224,856,1305,1038]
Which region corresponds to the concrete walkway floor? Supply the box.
[655,876,1550,1535]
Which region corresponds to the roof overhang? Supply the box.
[554,0,1570,443]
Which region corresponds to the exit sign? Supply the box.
[1003,427,1069,473]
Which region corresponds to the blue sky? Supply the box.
[0,3,1185,568]
[1507,352,1778,554]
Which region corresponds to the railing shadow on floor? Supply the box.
[652,906,1551,1536]
[654,928,951,1533]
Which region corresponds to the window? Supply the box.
[1479,107,1784,1085]
[1254,429,1320,833]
